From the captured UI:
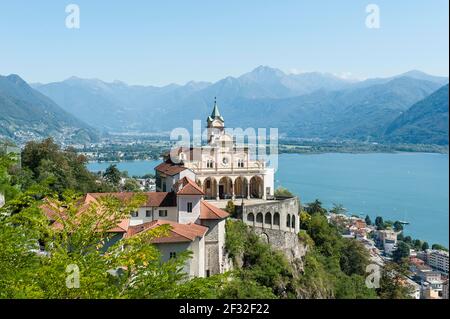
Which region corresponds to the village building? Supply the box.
[376,229,398,255]
[426,249,449,273]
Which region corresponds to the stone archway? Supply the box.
[234,176,248,199]
[203,177,217,199]
[249,176,264,199]
[247,212,255,226]
[256,212,263,225]
[260,232,270,244]
[273,212,280,228]
[218,176,233,199]
[264,212,272,226]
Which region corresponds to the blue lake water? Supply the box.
[88,152,449,246]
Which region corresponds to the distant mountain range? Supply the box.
[1,66,448,145]
[384,84,449,145]
[0,74,98,145]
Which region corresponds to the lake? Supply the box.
[88,152,449,246]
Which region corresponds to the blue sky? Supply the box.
[0,0,448,85]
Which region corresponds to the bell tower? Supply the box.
[207,97,225,144]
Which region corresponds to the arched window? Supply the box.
[256,213,263,223]
[286,214,291,228]
[247,213,255,223]
[291,216,296,229]
[273,212,280,226]
[264,212,272,225]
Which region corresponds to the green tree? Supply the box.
[330,203,347,215]
[103,164,122,186]
[421,242,429,251]
[378,262,413,299]
[431,244,448,251]
[393,221,403,232]
[384,220,394,229]
[375,216,384,230]
[339,238,371,276]
[413,239,422,251]
[306,199,327,215]
[392,242,410,263]
[224,200,236,217]
[0,153,20,202]
[306,213,342,257]
[122,179,140,192]
[299,210,311,229]
[20,138,107,194]
[365,215,372,226]
[274,187,293,197]
[404,236,412,244]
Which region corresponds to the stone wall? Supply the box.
[252,227,307,264]
[236,197,307,267]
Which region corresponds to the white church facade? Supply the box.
[156,99,274,201]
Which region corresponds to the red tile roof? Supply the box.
[126,220,208,243]
[41,199,130,233]
[85,192,177,207]
[354,220,367,229]
[175,177,204,195]
[200,200,229,220]
[155,161,187,176]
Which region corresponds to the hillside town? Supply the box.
[328,213,449,299]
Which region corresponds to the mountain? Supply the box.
[215,76,444,141]
[384,84,449,145]
[32,77,213,131]
[0,74,99,145]
[353,70,448,89]
[33,66,354,130]
[32,67,449,143]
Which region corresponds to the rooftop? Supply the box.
[126,220,208,243]
[200,200,229,220]
[85,192,177,207]
[155,161,188,176]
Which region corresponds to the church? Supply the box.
[154,100,302,262]
[155,99,275,201]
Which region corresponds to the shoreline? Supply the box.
[85,150,449,164]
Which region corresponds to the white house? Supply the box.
[80,176,230,278]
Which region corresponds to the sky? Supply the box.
[0,0,448,86]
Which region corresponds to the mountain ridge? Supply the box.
[0,74,99,145]
[19,67,450,144]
